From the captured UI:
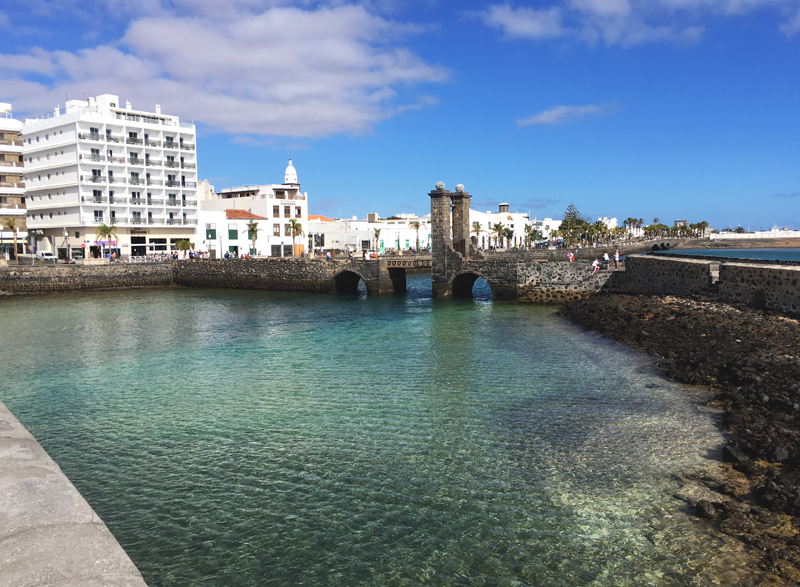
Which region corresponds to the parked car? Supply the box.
[36,251,57,261]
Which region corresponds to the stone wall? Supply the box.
[719,263,800,314]
[0,263,173,295]
[517,260,625,304]
[622,255,715,296]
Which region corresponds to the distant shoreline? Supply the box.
[685,238,800,249]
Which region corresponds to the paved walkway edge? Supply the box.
[0,401,148,587]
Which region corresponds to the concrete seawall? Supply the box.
[0,402,147,587]
[0,263,173,295]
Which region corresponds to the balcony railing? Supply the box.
[128,178,144,185]
[126,137,143,145]
[131,217,146,225]
[128,159,144,166]
[182,182,197,188]
[166,181,181,187]
[0,160,24,167]
[107,176,122,184]
[0,181,25,188]
[130,198,146,206]
[108,157,127,164]
[147,179,163,186]
[148,218,165,225]
[165,218,197,225]
[80,154,106,162]
[166,199,180,207]
[106,134,124,143]
[147,198,164,206]
[165,161,179,168]
[145,139,161,147]
[81,175,106,183]
[179,143,195,151]
[183,199,197,206]
[180,162,196,169]
[0,139,22,146]
[145,159,162,166]
[78,133,103,141]
[81,196,107,203]
[163,141,178,149]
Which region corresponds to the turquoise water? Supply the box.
[668,248,800,261]
[0,275,741,586]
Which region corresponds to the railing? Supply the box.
[130,217,146,225]
[147,199,164,206]
[179,143,195,150]
[126,137,143,145]
[128,158,143,165]
[179,121,193,128]
[0,182,24,188]
[107,176,121,184]
[81,196,107,203]
[106,134,124,143]
[148,218,165,225]
[165,200,180,207]
[130,198,146,206]
[0,139,22,146]
[163,141,178,149]
[147,179,163,186]
[128,178,144,185]
[0,203,25,210]
[81,175,106,183]
[78,132,103,141]
[182,199,197,206]
[108,157,127,164]
[180,162,196,169]
[0,160,23,167]
[164,218,197,225]
[165,160,179,167]
[165,181,181,187]
[145,139,161,147]
[145,159,162,166]
[181,181,197,188]
[80,154,105,162]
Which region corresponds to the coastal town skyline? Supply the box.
[1,1,798,230]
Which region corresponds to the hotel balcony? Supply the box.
[183,199,197,206]
[166,218,197,226]
[128,178,145,186]
[145,159,162,166]
[165,199,181,207]
[81,195,108,203]
[80,154,106,162]
[180,162,196,169]
[81,175,106,183]
[147,179,163,186]
[183,182,197,188]
[163,142,178,149]
[145,139,161,147]
[148,218,165,225]
[126,137,144,145]
[165,161,179,168]
[78,132,103,142]
[0,138,23,147]
[165,180,181,188]
[147,198,164,206]
[0,160,24,167]
[179,143,195,151]
[106,134,124,143]
[128,158,145,166]
[108,156,127,164]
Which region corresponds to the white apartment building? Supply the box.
[22,94,198,258]
[0,103,26,260]
[308,213,432,255]
[197,160,309,257]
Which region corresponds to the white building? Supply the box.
[0,103,26,260]
[307,213,432,255]
[197,160,309,257]
[22,94,198,258]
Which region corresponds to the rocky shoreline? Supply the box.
[558,293,800,585]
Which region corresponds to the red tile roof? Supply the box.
[225,210,269,220]
[309,214,334,222]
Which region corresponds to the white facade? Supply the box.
[22,94,198,258]
[197,160,309,257]
[308,213,432,255]
[0,103,26,258]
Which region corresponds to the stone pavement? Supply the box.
[0,402,147,587]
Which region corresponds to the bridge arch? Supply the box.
[333,269,368,295]
[451,271,495,299]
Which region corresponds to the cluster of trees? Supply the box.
[637,218,710,240]
[470,221,543,249]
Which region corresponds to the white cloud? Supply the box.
[517,102,618,125]
[479,0,800,45]
[0,3,447,137]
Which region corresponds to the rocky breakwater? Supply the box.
[559,293,800,584]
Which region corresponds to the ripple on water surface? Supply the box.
[0,276,744,586]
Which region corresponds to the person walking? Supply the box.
[614,249,620,269]
[591,258,600,275]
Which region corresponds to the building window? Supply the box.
[295,207,301,218]
[228,223,238,240]
[94,210,103,221]
[284,206,290,218]
[206,223,216,240]
[273,223,280,236]
[273,205,279,218]
[284,224,291,236]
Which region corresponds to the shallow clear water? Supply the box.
[667,248,800,261]
[0,275,738,586]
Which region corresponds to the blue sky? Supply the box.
[1,0,798,229]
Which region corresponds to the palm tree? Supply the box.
[175,239,194,259]
[409,221,425,252]
[2,216,19,265]
[504,227,515,248]
[95,222,118,259]
[471,221,482,248]
[372,227,382,253]
[653,217,660,226]
[491,222,505,248]
[289,219,304,257]
[242,220,262,256]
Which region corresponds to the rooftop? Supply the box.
[225,210,268,220]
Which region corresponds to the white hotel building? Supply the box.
[22,94,198,258]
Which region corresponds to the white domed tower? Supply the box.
[284,159,298,184]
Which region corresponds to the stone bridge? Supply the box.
[172,255,431,296]
[428,183,690,301]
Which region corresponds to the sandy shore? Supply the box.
[559,293,800,585]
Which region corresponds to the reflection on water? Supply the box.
[0,275,746,586]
